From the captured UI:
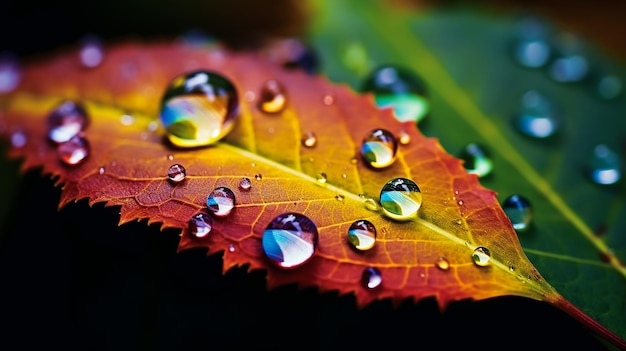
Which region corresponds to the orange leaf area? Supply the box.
[0,41,557,309]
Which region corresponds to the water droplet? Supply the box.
[160,70,239,147]
[120,114,135,126]
[316,172,327,183]
[167,164,186,183]
[166,154,174,161]
[255,173,263,181]
[363,197,380,211]
[588,144,621,185]
[206,187,236,217]
[350,157,359,164]
[361,267,382,289]
[435,256,450,271]
[472,247,491,267]
[347,220,377,251]
[188,213,212,239]
[502,194,533,231]
[514,90,559,138]
[511,16,551,68]
[457,200,464,206]
[267,38,318,74]
[594,74,622,100]
[459,142,493,178]
[58,135,90,166]
[262,212,318,268]
[10,130,26,148]
[398,130,411,145]
[301,131,317,148]
[335,194,345,202]
[228,243,236,252]
[47,100,89,143]
[239,177,252,191]
[380,178,422,220]
[0,52,21,93]
[362,65,429,123]
[98,166,105,174]
[361,128,398,169]
[79,36,104,68]
[509,265,516,272]
[322,94,334,105]
[549,33,589,83]
[258,79,287,114]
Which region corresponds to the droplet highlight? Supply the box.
[361,128,397,169]
[514,90,559,138]
[206,187,236,217]
[502,194,533,231]
[188,213,213,239]
[435,256,450,271]
[361,267,382,289]
[301,131,317,148]
[347,220,377,251]
[239,177,252,191]
[459,142,493,178]
[262,212,319,268]
[380,178,422,220]
[258,79,287,114]
[316,172,327,184]
[58,135,90,166]
[167,164,186,183]
[472,247,491,267]
[362,65,429,123]
[160,70,239,147]
[589,144,621,185]
[511,16,552,68]
[47,100,89,144]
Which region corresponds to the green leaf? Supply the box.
[308,0,626,343]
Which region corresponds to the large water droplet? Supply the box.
[502,194,533,231]
[459,142,493,178]
[511,16,552,68]
[361,128,397,169]
[514,90,559,138]
[362,65,429,123]
[188,213,213,239]
[239,177,252,191]
[380,177,422,220]
[361,267,382,289]
[58,135,90,166]
[347,220,377,251]
[472,247,491,267]
[0,52,21,93]
[262,212,319,268]
[167,164,186,183]
[47,100,89,143]
[207,187,236,217]
[589,144,621,185]
[258,79,287,114]
[160,70,239,147]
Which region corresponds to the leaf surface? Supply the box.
[0,38,623,348]
[308,0,626,344]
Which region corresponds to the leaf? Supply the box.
[0,39,623,348]
[308,0,626,345]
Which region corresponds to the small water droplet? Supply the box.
[350,157,359,164]
[47,100,89,143]
[435,256,450,271]
[347,220,376,251]
[509,265,516,272]
[511,16,551,68]
[79,36,104,68]
[459,142,493,178]
[502,194,533,231]
[239,177,252,191]
[457,200,464,206]
[255,173,263,181]
[514,90,559,138]
[588,144,621,185]
[472,247,491,266]
[10,130,26,148]
[262,212,318,268]
[361,267,382,289]
[301,131,317,148]
[341,173,347,179]
[322,94,334,106]
[362,65,429,123]
[363,197,381,211]
[0,52,21,93]
[228,243,236,252]
[244,90,256,102]
[167,164,186,183]
[120,114,135,126]
[58,135,90,166]
[188,213,213,239]
[206,187,236,217]
[316,172,327,183]
[258,79,287,114]
[398,130,411,145]
[335,194,345,202]
[380,178,422,220]
[159,70,239,147]
[549,33,589,83]
[98,166,105,174]
[361,128,398,169]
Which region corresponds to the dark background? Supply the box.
[0,0,622,349]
